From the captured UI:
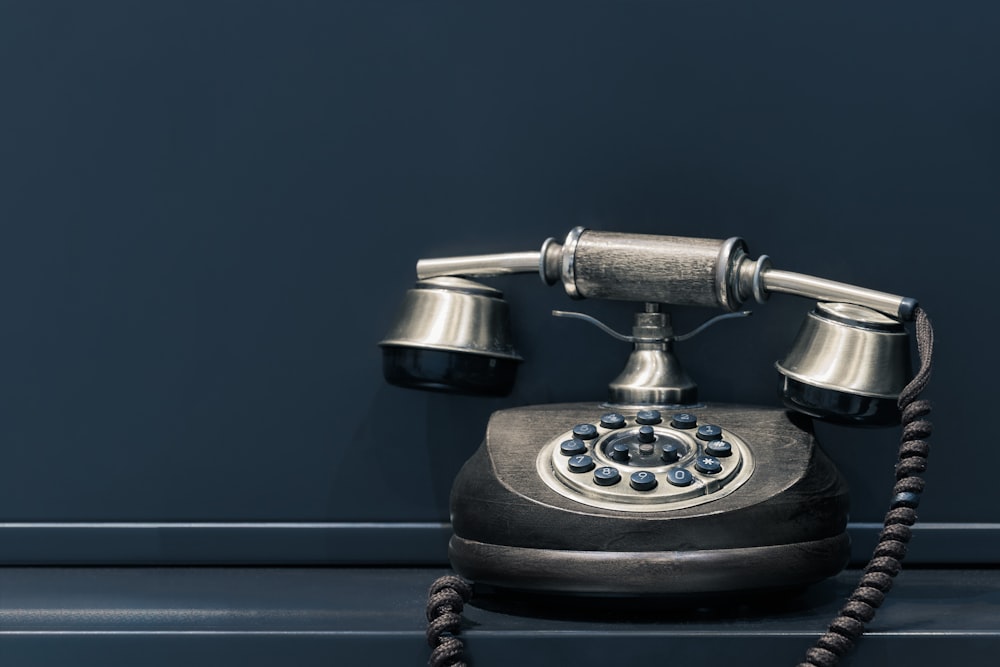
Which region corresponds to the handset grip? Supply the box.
[560,228,748,309]
[410,226,918,321]
[561,228,916,320]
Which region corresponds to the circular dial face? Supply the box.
[536,410,755,512]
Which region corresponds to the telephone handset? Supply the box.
[379,227,934,666]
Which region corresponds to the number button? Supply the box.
[600,413,626,429]
[593,466,621,486]
[666,468,694,487]
[568,454,595,473]
[637,410,663,425]
[670,413,697,429]
[629,470,658,491]
[559,439,587,456]
[697,424,723,441]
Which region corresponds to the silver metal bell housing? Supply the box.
[776,302,913,425]
[378,277,522,396]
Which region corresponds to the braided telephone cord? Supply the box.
[798,306,934,667]
[426,574,473,667]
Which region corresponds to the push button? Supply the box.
[568,454,595,473]
[593,466,621,486]
[560,439,587,456]
[666,468,694,486]
[629,470,658,491]
[671,413,697,429]
[573,423,599,440]
[696,424,723,441]
[600,413,626,429]
[610,442,631,462]
[636,410,663,425]
[694,455,722,474]
[660,442,680,463]
[706,440,732,457]
[638,425,656,443]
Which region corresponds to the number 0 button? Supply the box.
[667,468,694,486]
[629,470,657,491]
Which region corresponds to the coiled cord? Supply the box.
[798,306,934,666]
[426,574,473,667]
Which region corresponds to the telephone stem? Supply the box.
[416,251,542,280]
[760,269,917,321]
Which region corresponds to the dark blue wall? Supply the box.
[0,1,995,562]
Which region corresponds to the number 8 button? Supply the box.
[594,466,621,486]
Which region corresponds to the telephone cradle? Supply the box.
[449,402,849,597]
[380,228,934,665]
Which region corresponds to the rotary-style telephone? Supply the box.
[378,227,934,667]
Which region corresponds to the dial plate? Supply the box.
[536,410,755,512]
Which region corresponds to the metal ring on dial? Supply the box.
[536,413,755,513]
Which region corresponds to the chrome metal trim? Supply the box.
[416,251,542,280]
[751,255,772,304]
[560,226,586,299]
[715,237,748,310]
[761,268,910,320]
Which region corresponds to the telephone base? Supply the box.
[449,532,850,596]
[449,402,851,597]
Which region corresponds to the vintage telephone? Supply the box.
[378,227,934,666]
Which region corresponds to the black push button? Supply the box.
[638,425,656,443]
[610,442,630,462]
[568,454,595,473]
[636,410,662,425]
[600,413,626,429]
[666,468,694,486]
[696,424,723,441]
[695,455,722,474]
[671,413,697,429]
[661,442,680,463]
[706,440,732,457]
[629,470,657,491]
[573,423,599,440]
[593,466,621,486]
[560,439,587,456]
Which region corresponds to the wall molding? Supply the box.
[0,522,993,565]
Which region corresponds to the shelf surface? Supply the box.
[0,566,997,665]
